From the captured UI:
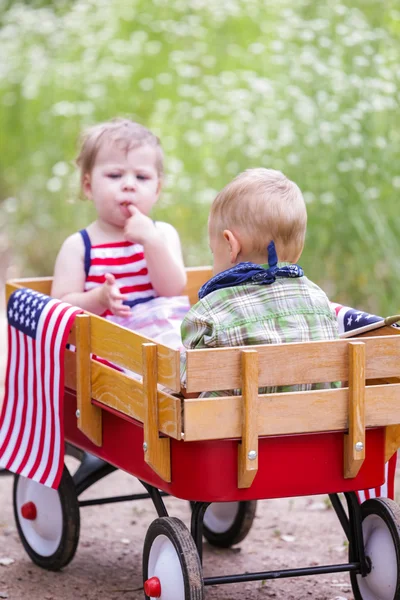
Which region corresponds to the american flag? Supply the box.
[331,302,400,338]
[331,302,399,501]
[0,288,81,489]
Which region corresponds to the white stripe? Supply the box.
[90,245,142,259]
[0,327,18,453]
[34,302,72,483]
[358,490,366,503]
[85,274,151,289]
[88,258,147,276]
[44,306,79,487]
[379,461,389,498]
[368,487,377,499]
[9,336,34,472]
[0,330,26,465]
[20,300,58,478]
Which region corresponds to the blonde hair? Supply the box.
[76,118,164,186]
[210,168,307,262]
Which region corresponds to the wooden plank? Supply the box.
[64,349,76,389]
[142,343,171,482]
[185,336,400,393]
[344,342,365,478]
[7,277,52,295]
[92,359,181,440]
[385,425,400,462]
[90,315,181,392]
[238,350,259,489]
[75,314,102,446]
[5,282,24,303]
[184,266,213,306]
[183,383,400,442]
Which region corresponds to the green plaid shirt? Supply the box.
[181,272,339,396]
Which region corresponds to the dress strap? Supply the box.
[79,229,91,278]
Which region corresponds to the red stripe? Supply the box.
[0,325,13,449]
[27,302,59,480]
[87,268,148,283]
[387,453,397,500]
[5,334,29,469]
[92,241,137,249]
[0,328,21,455]
[120,283,153,294]
[91,253,144,267]
[364,489,370,500]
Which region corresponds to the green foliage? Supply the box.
[1,0,400,313]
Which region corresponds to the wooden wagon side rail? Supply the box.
[184,335,400,487]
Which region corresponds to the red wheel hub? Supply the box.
[144,576,161,598]
[21,501,37,520]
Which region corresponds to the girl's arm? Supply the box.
[144,221,187,297]
[51,234,131,316]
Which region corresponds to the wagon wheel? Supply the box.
[143,517,204,599]
[191,500,257,548]
[350,498,400,600]
[13,464,80,571]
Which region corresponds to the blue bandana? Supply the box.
[199,241,303,300]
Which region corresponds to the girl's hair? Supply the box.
[76,118,164,185]
[210,168,307,262]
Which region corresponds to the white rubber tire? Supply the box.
[351,498,400,600]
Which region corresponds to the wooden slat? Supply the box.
[64,350,181,439]
[184,383,400,442]
[238,350,259,488]
[92,358,181,440]
[5,281,24,302]
[90,315,181,392]
[142,343,171,482]
[184,266,213,306]
[344,342,365,478]
[75,314,102,446]
[7,277,52,295]
[184,335,400,393]
[385,425,400,462]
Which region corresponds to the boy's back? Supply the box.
[180,168,339,396]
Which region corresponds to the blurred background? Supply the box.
[0,0,400,314]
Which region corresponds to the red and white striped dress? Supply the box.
[80,229,156,316]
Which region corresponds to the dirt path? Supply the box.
[0,464,361,600]
[0,308,398,600]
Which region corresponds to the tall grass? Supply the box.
[1,0,400,313]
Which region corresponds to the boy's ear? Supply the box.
[223,230,241,264]
[82,173,93,199]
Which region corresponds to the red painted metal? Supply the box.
[21,501,37,520]
[64,389,385,502]
[143,576,161,597]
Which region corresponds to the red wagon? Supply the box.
[6,271,400,600]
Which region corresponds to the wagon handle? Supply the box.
[238,349,259,488]
[142,343,171,482]
[344,341,366,478]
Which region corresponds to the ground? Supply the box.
[0,305,398,600]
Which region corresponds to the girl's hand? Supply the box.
[101,273,132,317]
[124,205,159,246]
